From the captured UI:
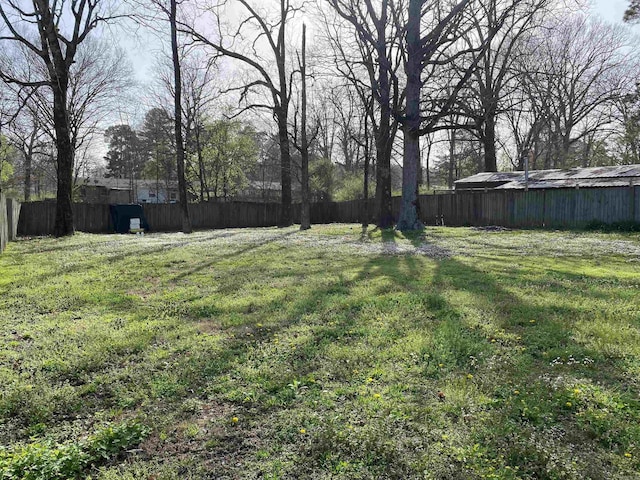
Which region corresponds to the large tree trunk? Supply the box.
[396,0,423,232]
[374,118,393,228]
[373,0,393,229]
[483,106,498,172]
[276,0,293,227]
[170,0,192,233]
[397,128,422,231]
[362,111,371,228]
[52,87,74,237]
[277,108,293,226]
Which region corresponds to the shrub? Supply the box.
[0,420,149,480]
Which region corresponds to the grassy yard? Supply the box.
[1,225,639,479]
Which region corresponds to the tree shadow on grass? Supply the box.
[20,230,297,289]
[431,256,634,382]
[7,236,638,479]
[168,230,298,284]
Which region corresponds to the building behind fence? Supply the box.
[16,185,640,237]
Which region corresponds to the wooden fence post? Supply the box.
[6,198,21,241]
[0,193,7,253]
[630,181,636,223]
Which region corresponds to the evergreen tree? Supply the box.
[104,125,145,179]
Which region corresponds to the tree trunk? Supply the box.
[373,0,393,229]
[374,118,393,228]
[170,0,192,233]
[561,133,572,168]
[299,24,311,231]
[277,107,293,226]
[425,136,432,189]
[397,128,422,231]
[24,153,32,202]
[52,86,74,237]
[396,0,423,232]
[483,107,498,172]
[195,125,206,201]
[275,0,292,227]
[448,129,457,189]
[24,138,34,202]
[362,109,370,228]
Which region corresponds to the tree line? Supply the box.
[1,0,639,235]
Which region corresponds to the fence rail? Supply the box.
[16,186,640,237]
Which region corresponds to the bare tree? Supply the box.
[0,0,120,236]
[155,51,219,202]
[8,107,48,201]
[169,0,192,232]
[3,35,133,198]
[182,0,302,226]
[613,86,640,165]
[459,0,552,172]
[512,14,638,169]
[396,0,520,231]
[298,25,311,230]
[325,0,401,228]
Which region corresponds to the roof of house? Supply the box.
[455,165,640,190]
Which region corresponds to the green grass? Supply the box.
[1,225,639,479]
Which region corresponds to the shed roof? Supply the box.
[495,178,640,190]
[454,172,522,185]
[455,164,640,190]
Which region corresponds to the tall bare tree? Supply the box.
[396,0,519,231]
[182,0,300,226]
[298,25,311,230]
[0,0,118,236]
[169,0,192,232]
[155,51,219,202]
[512,14,638,169]
[459,0,551,172]
[325,0,401,228]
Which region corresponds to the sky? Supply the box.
[592,0,630,22]
[119,1,637,88]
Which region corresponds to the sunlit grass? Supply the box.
[0,225,639,479]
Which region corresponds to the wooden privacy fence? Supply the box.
[419,187,640,228]
[16,186,640,236]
